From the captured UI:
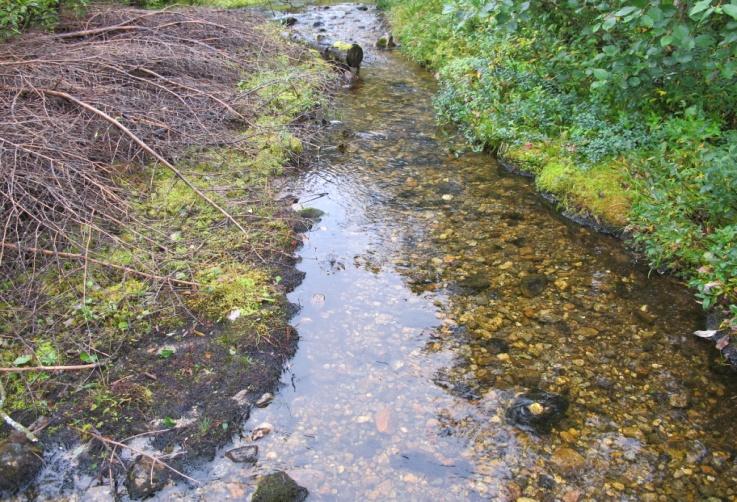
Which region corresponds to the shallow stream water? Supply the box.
[157,4,736,501]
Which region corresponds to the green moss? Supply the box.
[191,264,274,320]
[332,41,353,51]
[297,207,325,220]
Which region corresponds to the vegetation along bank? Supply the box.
[0,2,334,495]
[378,0,737,361]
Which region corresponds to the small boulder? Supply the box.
[226,445,258,464]
[125,456,171,500]
[0,436,42,494]
[520,274,548,298]
[506,390,568,434]
[282,17,298,27]
[252,471,308,502]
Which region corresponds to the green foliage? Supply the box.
[381,0,737,325]
[0,0,87,36]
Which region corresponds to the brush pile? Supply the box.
[0,5,318,305]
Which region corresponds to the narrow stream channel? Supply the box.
[156,4,737,501]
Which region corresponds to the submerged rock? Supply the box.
[293,207,325,233]
[125,456,171,500]
[506,391,568,433]
[481,338,509,355]
[252,471,308,502]
[669,391,690,409]
[375,33,396,50]
[520,274,548,298]
[551,447,585,475]
[297,207,325,220]
[226,445,258,464]
[255,393,274,408]
[458,273,490,292]
[251,422,273,441]
[0,435,42,494]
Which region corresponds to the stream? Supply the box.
[72,3,737,500]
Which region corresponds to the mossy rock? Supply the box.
[297,207,325,220]
[252,471,308,502]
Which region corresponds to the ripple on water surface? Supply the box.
[157,4,737,501]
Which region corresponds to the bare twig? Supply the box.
[0,378,39,442]
[0,362,103,373]
[76,427,199,485]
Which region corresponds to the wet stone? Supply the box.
[256,393,274,408]
[125,456,171,500]
[0,436,42,494]
[252,471,308,502]
[506,391,569,434]
[551,447,585,476]
[458,273,490,292]
[226,445,258,464]
[481,338,509,355]
[437,181,463,195]
[669,391,690,409]
[297,207,325,220]
[520,274,548,298]
[537,473,556,490]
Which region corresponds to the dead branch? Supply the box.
[37,88,249,236]
[76,427,199,485]
[0,362,104,373]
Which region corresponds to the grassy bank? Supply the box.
[0,5,333,484]
[379,0,737,338]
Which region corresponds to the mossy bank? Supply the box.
[0,9,335,497]
[378,0,737,361]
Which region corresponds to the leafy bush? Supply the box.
[0,0,89,36]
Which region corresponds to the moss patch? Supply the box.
[504,142,631,227]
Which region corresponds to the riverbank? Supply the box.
[0,6,334,496]
[378,0,737,359]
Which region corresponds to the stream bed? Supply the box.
[154,4,737,501]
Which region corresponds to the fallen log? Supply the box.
[297,36,364,73]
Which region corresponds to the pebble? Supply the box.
[669,392,690,409]
[256,393,274,408]
[251,422,273,441]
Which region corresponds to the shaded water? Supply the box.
[158,4,737,501]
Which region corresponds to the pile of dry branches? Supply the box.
[0,6,315,304]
